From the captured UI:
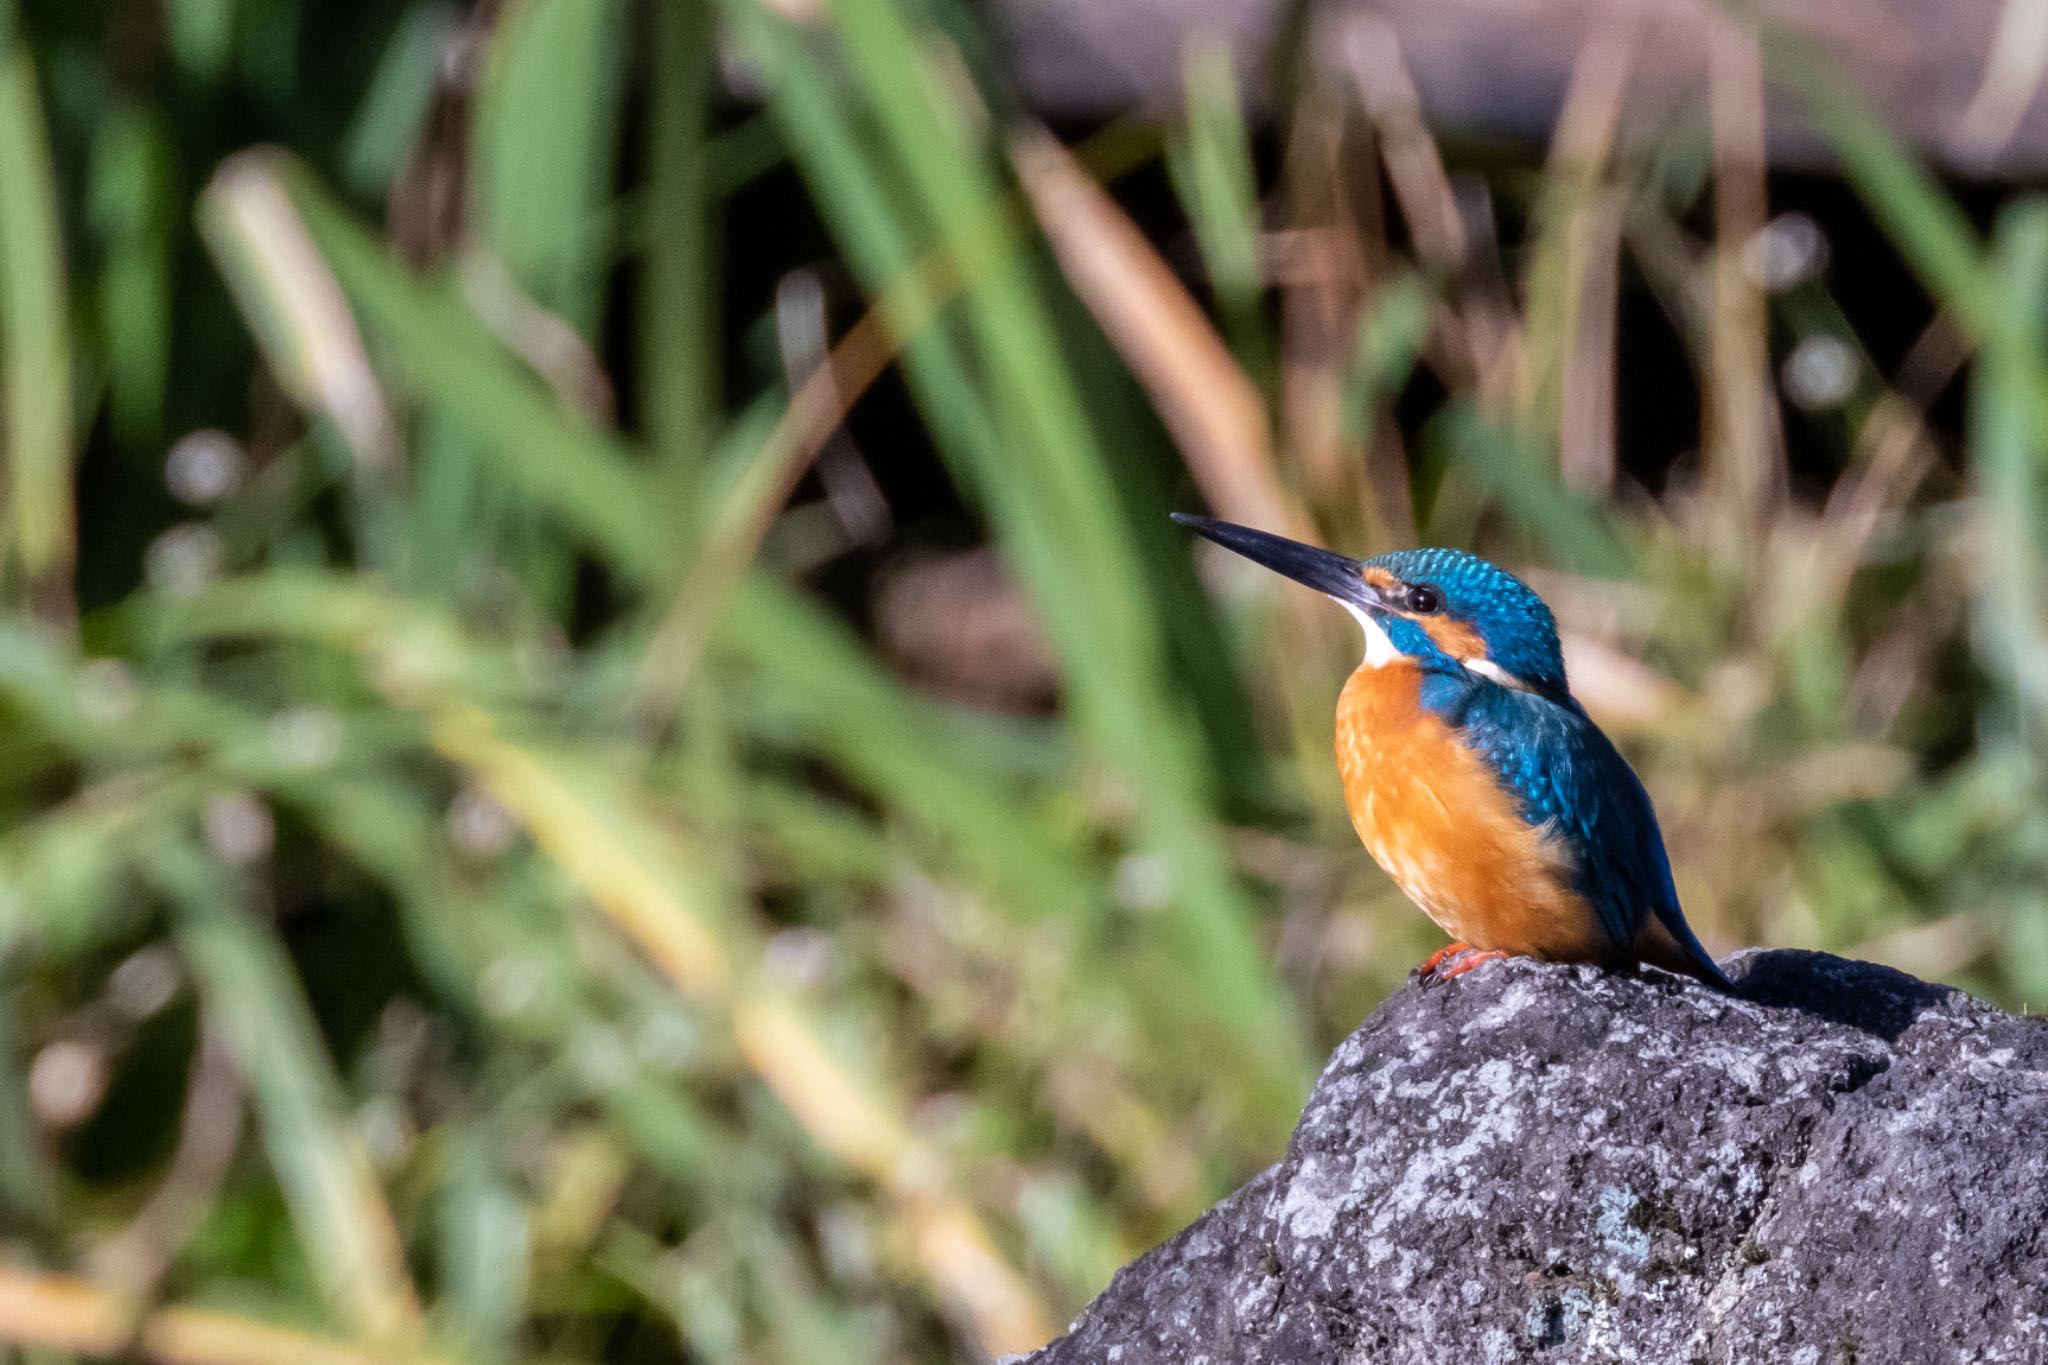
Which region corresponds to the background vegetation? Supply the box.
[0,0,2043,1361]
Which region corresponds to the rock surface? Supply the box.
[1015,951,2048,1364]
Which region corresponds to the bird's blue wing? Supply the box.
[1442,681,1727,984]
[1566,719,1730,985]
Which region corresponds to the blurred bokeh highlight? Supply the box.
[0,0,2045,1360]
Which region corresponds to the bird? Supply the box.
[1174,514,1731,989]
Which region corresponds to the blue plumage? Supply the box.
[1366,549,1730,987]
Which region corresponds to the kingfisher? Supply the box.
[1175,514,1730,989]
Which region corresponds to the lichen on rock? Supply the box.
[1013,951,2048,1364]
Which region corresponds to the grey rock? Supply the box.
[1016,951,2048,1364]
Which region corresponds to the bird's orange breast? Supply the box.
[1335,663,1612,961]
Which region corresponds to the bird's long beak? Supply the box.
[1171,514,1384,610]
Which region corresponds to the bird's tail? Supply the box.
[1638,913,1734,991]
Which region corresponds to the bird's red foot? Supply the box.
[1413,942,1475,980]
[1434,948,1511,981]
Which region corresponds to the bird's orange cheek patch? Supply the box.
[1421,616,1488,661]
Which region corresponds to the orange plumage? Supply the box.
[1335,660,1611,963]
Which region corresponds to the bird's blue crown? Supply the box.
[1365,548,1567,696]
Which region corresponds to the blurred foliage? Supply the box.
[0,0,2044,1361]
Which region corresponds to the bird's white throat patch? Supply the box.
[1341,605,1533,691]
[1343,604,1403,667]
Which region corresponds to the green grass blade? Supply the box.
[0,32,75,611]
[342,5,460,198]
[1170,37,1270,375]
[0,978,53,1223]
[438,1135,532,1364]
[145,834,428,1353]
[1974,202,2048,756]
[471,0,627,338]
[639,0,723,482]
[88,103,173,450]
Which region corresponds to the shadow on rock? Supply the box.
[1728,947,1956,1042]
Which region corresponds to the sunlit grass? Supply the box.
[0,1,2044,1361]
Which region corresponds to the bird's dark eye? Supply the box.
[1403,585,1442,615]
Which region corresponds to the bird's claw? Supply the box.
[1433,949,1510,981]
[1413,944,1511,984]
[1412,942,1473,980]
